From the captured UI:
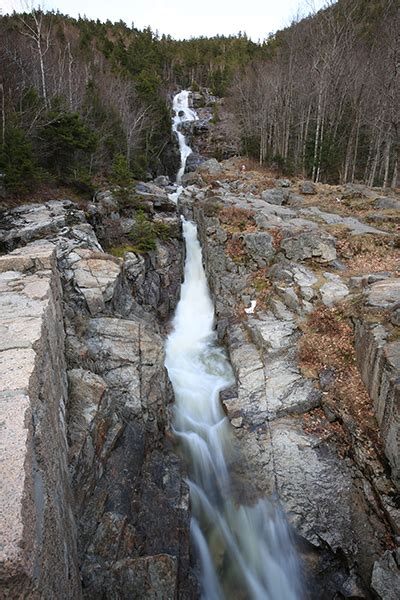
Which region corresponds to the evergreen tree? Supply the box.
[111,153,132,186]
[39,111,98,177]
[0,127,38,194]
[128,210,156,252]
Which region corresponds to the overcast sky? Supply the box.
[1,1,328,41]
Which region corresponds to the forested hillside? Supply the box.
[0,11,261,195]
[231,0,400,187]
[0,0,398,197]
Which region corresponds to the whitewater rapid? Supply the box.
[171,89,198,184]
[165,90,302,599]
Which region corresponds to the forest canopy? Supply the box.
[0,0,398,195]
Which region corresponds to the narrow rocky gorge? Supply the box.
[0,193,197,598]
[0,89,399,599]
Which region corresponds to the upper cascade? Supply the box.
[172,90,199,184]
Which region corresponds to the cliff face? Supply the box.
[0,195,198,598]
[0,242,81,598]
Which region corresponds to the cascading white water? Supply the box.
[172,90,198,184]
[165,90,302,600]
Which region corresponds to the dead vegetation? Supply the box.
[299,306,382,451]
[326,226,400,273]
[302,408,349,458]
[250,268,271,309]
[226,237,248,264]
[219,206,255,233]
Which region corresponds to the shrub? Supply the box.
[128,210,156,252]
[154,220,175,240]
[109,244,138,258]
[110,153,132,186]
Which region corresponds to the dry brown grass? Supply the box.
[270,228,283,250]
[302,408,349,457]
[299,307,355,374]
[299,306,381,448]
[250,268,271,309]
[0,182,90,211]
[219,206,255,233]
[337,233,399,274]
[226,237,248,264]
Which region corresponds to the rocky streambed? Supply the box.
[0,155,399,599]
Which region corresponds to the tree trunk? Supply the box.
[0,83,5,146]
[383,137,391,188]
[312,85,323,181]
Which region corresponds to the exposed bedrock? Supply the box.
[0,199,198,599]
[0,161,399,599]
[178,167,400,599]
[0,242,81,598]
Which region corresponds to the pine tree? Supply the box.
[0,127,38,194]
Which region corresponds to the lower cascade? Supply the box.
[165,219,301,600]
[165,90,302,598]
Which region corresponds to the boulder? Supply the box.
[261,188,287,205]
[197,158,223,176]
[153,175,170,187]
[281,229,337,263]
[390,304,400,326]
[320,273,349,306]
[276,178,292,188]
[374,197,400,210]
[0,200,85,252]
[185,151,205,172]
[135,182,167,197]
[243,232,275,267]
[371,549,400,600]
[94,190,119,214]
[299,180,317,194]
[368,279,400,308]
[287,193,304,207]
[181,172,205,186]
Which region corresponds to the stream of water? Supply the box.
[165,90,302,599]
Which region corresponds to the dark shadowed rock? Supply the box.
[276,178,292,188]
[185,151,205,172]
[371,549,400,600]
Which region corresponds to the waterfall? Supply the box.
[172,89,198,184]
[165,90,302,599]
